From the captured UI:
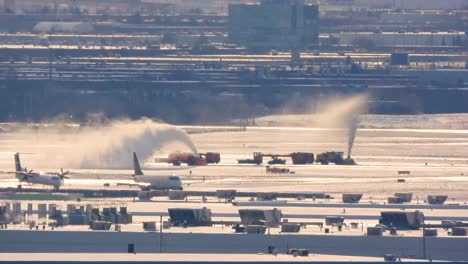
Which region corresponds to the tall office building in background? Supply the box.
[228,0,319,50]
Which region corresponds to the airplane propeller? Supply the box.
[23,167,34,176]
[56,168,70,180]
[19,174,30,182]
[18,168,33,182]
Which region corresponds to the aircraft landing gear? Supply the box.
[17,184,22,190]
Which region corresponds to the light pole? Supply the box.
[159,215,163,253]
[422,214,426,259]
[49,48,53,80]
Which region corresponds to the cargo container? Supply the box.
[290,152,314,165]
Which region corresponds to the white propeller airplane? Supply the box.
[8,153,70,190]
[132,152,183,190]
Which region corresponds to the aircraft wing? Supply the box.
[68,169,187,179]
[65,172,135,180]
[0,171,20,174]
[140,166,193,171]
[115,182,147,188]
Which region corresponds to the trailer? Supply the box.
[161,151,221,166]
[200,152,221,164]
[290,152,314,164]
[238,152,314,165]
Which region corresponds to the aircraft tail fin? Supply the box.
[133,152,144,176]
[14,153,22,172]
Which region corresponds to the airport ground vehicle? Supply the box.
[290,152,314,164]
[237,152,263,165]
[315,151,356,165]
[315,151,345,165]
[238,152,314,165]
[200,152,221,164]
[164,152,220,166]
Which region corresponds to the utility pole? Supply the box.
[49,49,52,81]
[422,214,426,259]
[159,215,163,253]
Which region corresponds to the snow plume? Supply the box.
[9,118,197,169]
[267,93,369,155]
[314,94,368,158]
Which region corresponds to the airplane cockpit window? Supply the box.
[52,176,60,180]
[169,176,180,181]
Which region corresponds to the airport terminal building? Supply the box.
[228,0,319,50]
